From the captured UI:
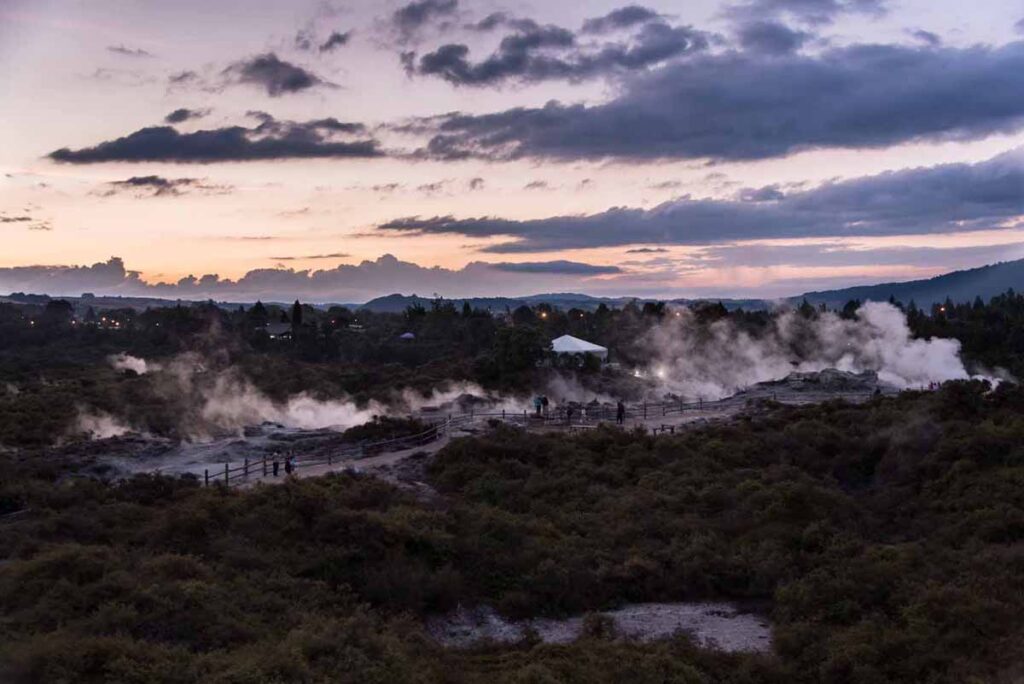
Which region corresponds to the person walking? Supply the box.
[541,395,549,418]
[272,455,280,477]
[534,395,543,417]
[284,454,293,476]
[616,400,626,425]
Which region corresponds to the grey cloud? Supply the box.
[271,253,351,261]
[107,44,154,58]
[49,114,380,163]
[1,213,50,231]
[581,6,661,34]
[727,0,886,25]
[695,242,1024,269]
[737,20,811,54]
[418,41,1024,161]
[99,175,233,197]
[319,31,352,52]
[626,247,669,253]
[1016,18,1024,35]
[468,177,485,190]
[378,148,1024,252]
[410,18,708,86]
[164,108,208,124]
[910,29,941,47]
[524,180,549,190]
[393,0,458,41]
[490,261,621,275]
[0,254,622,302]
[223,53,332,96]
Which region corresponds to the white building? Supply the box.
[551,334,608,361]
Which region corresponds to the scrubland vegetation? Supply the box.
[2,381,1024,682]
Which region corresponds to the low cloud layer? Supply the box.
[49,113,380,163]
[0,255,624,302]
[379,148,1024,251]
[419,41,1024,161]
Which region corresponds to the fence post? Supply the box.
[502,409,506,420]
[204,469,209,487]
[224,463,229,484]
[699,397,703,410]
[244,458,248,480]
[328,452,332,466]
[643,402,647,420]
[262,456,267,477]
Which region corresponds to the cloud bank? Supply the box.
[419,41,1024,161]
[380,147,1024,251]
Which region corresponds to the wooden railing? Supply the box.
[205,390,884,487]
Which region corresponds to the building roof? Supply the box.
[551,334,607,354]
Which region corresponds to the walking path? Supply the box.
[208,390,885,488]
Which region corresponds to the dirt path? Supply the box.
[235,432,454,489]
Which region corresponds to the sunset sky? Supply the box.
[2,0,1023,303]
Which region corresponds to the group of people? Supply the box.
[532,397,629,426]
[270,453,298,478]
[532,395,551,416]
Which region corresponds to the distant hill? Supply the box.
[798,259,1024,308]
[5,259,1021,313]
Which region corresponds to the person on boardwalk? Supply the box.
[534,396,543,417]
[541,395,549,417]
[284,454,293,476]
[272,456,280,477]
[616,400,626,425]
[566,406,574,425]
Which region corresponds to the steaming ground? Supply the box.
[639,302,981,400]
[61,302,998,478]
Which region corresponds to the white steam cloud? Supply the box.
[75,411,132,439]
[109,353,158,375]
[643,302,974,400]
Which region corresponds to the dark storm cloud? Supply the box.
[393,0,458,41]
[99,175,233,197]
[0,215,33,223]
[49,114,380,164]
[223,53,331,96]
[164,108,208,124]
[410,18,708,86]
[626,247,670,254]
[417,41,1024,161]
[736,20,811,54]
[319,31,352,52]
[378,148,1024,252]
[727,0,886,25]
[581,6,661,34]
[490,261,621,275]
[107,44,154,58]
